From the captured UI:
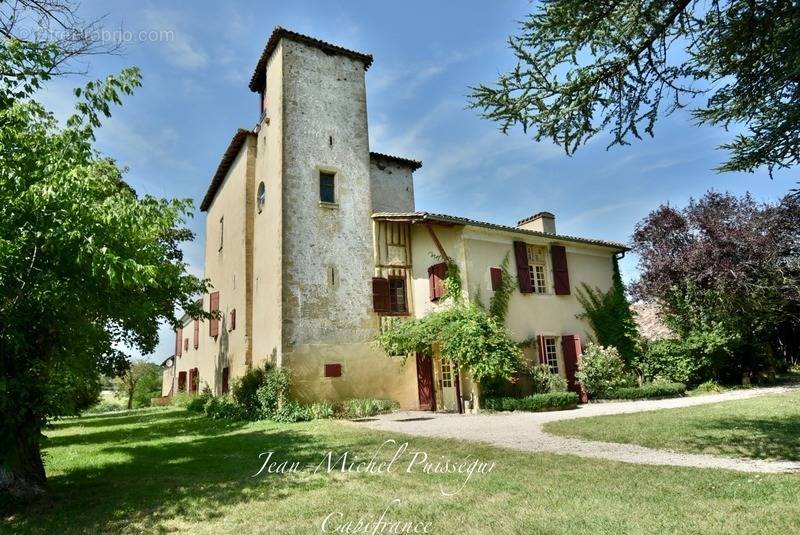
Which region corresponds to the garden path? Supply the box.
[355,384,800,473]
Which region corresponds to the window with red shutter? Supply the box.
[513,241,533,293]
[551,245,570,295]
[428,262,448,301]
[175,327,183,357]
[209,291,220,337]
[372,277,390,313]
[490,267,502,291]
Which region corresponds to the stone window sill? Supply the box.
[319,201,339,210]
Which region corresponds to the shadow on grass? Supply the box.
[681,415,800,461]
[5,410,378,533]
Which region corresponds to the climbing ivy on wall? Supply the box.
[488,253,514,323]
[377,254,521,384]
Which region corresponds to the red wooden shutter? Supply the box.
[222,367,230,394]
[428,262,448,301]
[513,241,533,293]
[209,291,220,337]
[490,267,502,291]
[193,320,199,349]
[229,309,236,331]
[175,327,183,357]
[324,363,342,377]
[562,335,587,403]
[372,277,390,313]
[537,335,547,365]
[551,245,570,295]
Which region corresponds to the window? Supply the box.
[320,171,336,204]
[544,337,559,374]
[388,277,408,314]
[327,265,337,288]
[218,217,224,251]
[184,338,189,351]
[527,245,547,294]
[257,182,266,213]
[441,360,453,388]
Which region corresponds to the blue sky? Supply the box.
[39,1,795,361]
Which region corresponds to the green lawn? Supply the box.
[3,407,800,534]
[545,390,800,461]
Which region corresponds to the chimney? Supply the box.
[517,212,556,234]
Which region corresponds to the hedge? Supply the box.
[602,382,686,400]
[483,392,579,412]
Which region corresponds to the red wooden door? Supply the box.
[562,335,588,403]
[178,371,187,392]
[416,353,435,411]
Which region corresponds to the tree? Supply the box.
[630,191,800,381]
[470,1,800,178]
[0,40,208,497]
[576,258,640,365]
[114,360,162,410]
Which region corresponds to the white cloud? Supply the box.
[143,7,208,70]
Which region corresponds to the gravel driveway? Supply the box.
[353,385,800,473]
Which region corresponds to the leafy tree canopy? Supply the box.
[0,37,208,496]
[631,191,800,379]
[470,0,800,178]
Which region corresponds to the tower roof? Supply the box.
[249,26,374,92]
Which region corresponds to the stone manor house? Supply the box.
[161,27,627,412]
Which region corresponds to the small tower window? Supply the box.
[320,172,336,204]
[218,217,224,251]
[257,182,266,213]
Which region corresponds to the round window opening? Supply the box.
[257,182,266,213]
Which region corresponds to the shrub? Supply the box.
[171,392,193,408]
[483,392,579,412]
[205,395,247,420]
[603,382,686,400]
[256,367,292,419]
[309,401,334,420]
[232,365,269,420]
[272,401,313,423]
[576,344,634,398]
[84,400,124,414]
[636,338,706,385]
[525,363,568,394]
[693,380,723,393]
[341,398,397,419]
[185,395,207,413]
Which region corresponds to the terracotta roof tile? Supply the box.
[249,26,374,92]
[200,129,256,212]
[369,151,422,170]
[372,211,629,251]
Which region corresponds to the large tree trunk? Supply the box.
[0,429,47,498]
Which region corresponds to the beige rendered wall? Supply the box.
[251,43,284,370]
[185,137,255,394]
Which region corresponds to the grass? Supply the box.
[545,390,800,462]
[2,407,800,534]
